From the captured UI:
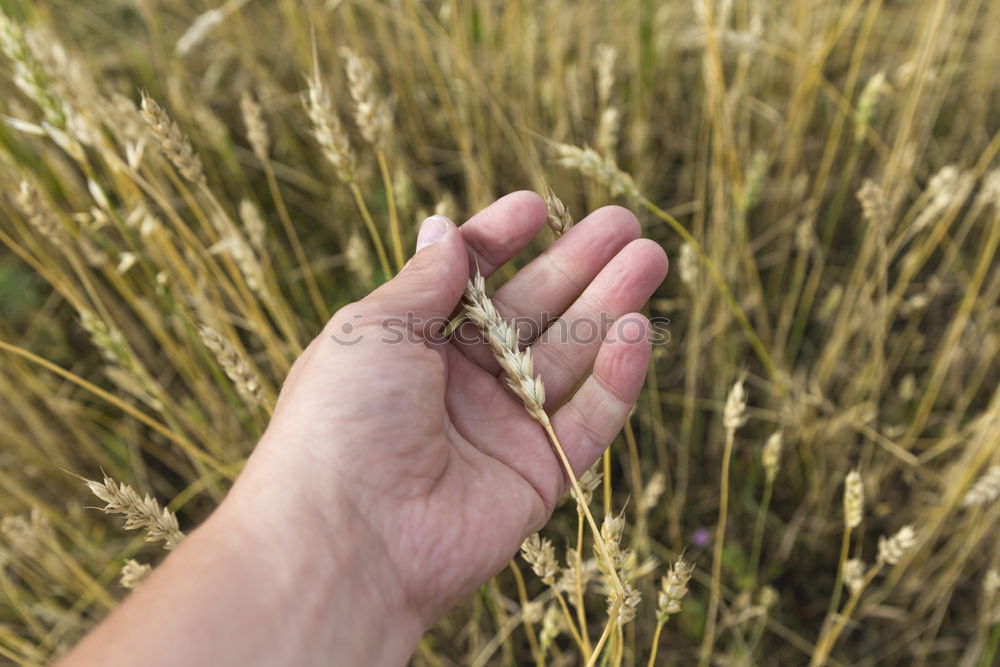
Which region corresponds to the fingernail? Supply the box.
[416,215,448,252]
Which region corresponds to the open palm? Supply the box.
[245,192,668,626]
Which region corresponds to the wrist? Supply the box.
[214,452,424,665]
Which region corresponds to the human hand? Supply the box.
[239,191,667,625]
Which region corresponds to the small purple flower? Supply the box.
[692,527,710,548]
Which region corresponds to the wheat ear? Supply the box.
[85,475,184,549]
[463,272,625,665]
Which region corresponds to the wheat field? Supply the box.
[1,0,999,664]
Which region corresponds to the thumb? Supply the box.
[363,215,469,332]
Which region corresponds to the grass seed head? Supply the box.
[723,373,749,432]
[86,475,184,549]
[240,90,270,160]
[962,465,1000,508]
[303,75,356,184]
[762,431,782,482]
[341,48,392,150]
[657,557,694,622]
[139,91,205,185]
[552,142,639,199]
[197,325,264,407]
[119,559,152,589]
[520,534,558,585]
[843,559,866,594]
[543,186,573,236]
[878,525,917,566]
[844,470,864,530]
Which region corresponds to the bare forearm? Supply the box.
[61,462,422,666]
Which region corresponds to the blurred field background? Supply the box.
[0,0,999,664]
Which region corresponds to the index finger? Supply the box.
[459,191,547,275]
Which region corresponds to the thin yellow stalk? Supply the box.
[647,621,666,667]
[810,564,882,665]
[699,427,736,666]
[0,340,231,477]
[349,183,393,278]
[376,150,405,271]
[603,448,613,516]
[553,587,588,651]
[507,561,542,661]
[573,511,593,660]
[587,598,622,667]
[817,528,853,644]
[748,477,774,588]
[542,420,625,597]
[262,162,329,321]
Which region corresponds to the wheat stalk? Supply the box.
[463,271,625,666]
[647,556,694,666]
[701,373,748,665]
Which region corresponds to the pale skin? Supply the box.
[62,192,669,666]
